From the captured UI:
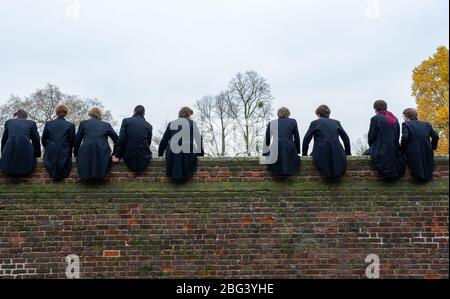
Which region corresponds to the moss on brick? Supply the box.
[0,157,448,279]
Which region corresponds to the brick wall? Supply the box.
[0,156,448,279]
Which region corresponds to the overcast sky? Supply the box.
[0,0,448,142]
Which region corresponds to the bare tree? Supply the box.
[352,134,369,156]
[64,95,116,127]
[0,83,116,136]
[195,91,233,157]
[226,71,273,156]
[150,121,168,156]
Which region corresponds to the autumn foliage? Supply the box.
[412,46,449,154]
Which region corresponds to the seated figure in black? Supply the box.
[158,106,204,181]
[74,107,119,180]
[41,104,76,180]
[302,105,351,178]
[0,109,41,175]
[366,100,405,178]
[264,107,301,176]
[113,105,153,172]
[401,108,439,181]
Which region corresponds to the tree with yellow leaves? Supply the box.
[412,46,449,154]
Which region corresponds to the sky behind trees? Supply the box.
[0,0,448,143]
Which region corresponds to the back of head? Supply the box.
[315,105,331,118]
[13,109,28,119]
[374,100,397,126]
[373,100,388,112]
[134,105,145,117]
[178,106,193,119]
[277,107,291,119]
[55,104,69,118]
[403,108,418,121]
[88,107,102,120]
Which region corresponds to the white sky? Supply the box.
[0,0,448,142]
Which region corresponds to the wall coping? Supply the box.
[0,155,447,185]
[33,155,449,163]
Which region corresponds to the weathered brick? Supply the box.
[0,157,448,279]
[103,250,121,257]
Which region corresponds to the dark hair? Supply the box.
[134,105,145,117]
[88,107,102,120]
[373,100,388,111]
[277,107,291,118]
[315,105,331,118]
[14,109,28,119]
[56,104,68,118]
[178,106,193,119]
[403,108,418,121]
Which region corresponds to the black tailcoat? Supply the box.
[116,115,153,172]
[401,120,439,181]
[0,118,41,174]
[265,117,301,176]
[74,118,118,180]
[302,117,351,178]
[42,117,76,180]
[368,114,405,178]
[158,118,204,180]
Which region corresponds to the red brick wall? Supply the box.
[0,157,448,279]
[0,156,448,184]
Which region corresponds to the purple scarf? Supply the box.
[377,109,397,127]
